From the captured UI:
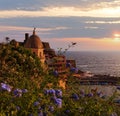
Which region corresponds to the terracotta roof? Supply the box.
[24,29,43,49]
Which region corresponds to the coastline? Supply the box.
[79,85,120,97]
[73,70,120,86]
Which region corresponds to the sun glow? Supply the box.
[113,33,120,42]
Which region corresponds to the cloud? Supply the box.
[0,0,120,11]
[0,16,120,41]
[85,21,120,24]
[0,0,120,19]
[0,25,68,32]
[0,5,120,18]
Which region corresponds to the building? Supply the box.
[24,28,55,63]
[23,28,67,76]
[24,28,45,63]
[46,55,67,75]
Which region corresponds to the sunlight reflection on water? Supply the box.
[66,51,120,77]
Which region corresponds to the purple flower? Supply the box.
[97,91,103,97]
[33,101,40,106]
[55,98,62,104]
[1,83,12,92]
[70,67,76,73]
[22,89,28,93]
[66,62,71,68]
[49,89,56,95]
[65,109,70,114]
[87,93,93,97]
[13,89,22,97]
[48,106,54,112]
[44,90,49,95]
[72,93,79,100]
[55,90,62,97]
[55,98,62,108]
[70,67,79,73]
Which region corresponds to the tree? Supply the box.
[5,37,10,43]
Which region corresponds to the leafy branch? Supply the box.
[57,42,77,55]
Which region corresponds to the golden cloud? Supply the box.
[0,6,120,18]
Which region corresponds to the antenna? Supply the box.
[33,27,36,35]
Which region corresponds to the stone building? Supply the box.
[24,28,45,63]
[24,28,55,63]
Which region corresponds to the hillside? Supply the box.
[0,43,120,116]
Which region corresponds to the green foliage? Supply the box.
[0,44,43,79]
[0,43,120,116]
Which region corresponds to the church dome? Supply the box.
[24,28,43,49]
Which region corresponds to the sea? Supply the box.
[66,51,120,96]
[66,51,120,77]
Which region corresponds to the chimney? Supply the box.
[24,33,29,44]
[25,33,29,41]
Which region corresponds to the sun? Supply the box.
[114,37,120,42]
[113,33,120,42]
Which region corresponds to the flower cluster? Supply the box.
[66,62,79,74]
[70,67,79,73]
[44,89,62,97]
[44,89,62,108]
[1,81,120,115]
[71,89,107,101]
[71,93,79,100]
[1,83,12,92]
[13,88,28,97]
[1,82,29,114]
[1,82,28,98]
[28,89,63,115]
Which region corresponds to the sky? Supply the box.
[0,0,120,51]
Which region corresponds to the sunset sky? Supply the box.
[0,0,120,51]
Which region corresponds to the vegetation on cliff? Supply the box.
[0,43,120,116]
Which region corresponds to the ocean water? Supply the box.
[66,51,120,77]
